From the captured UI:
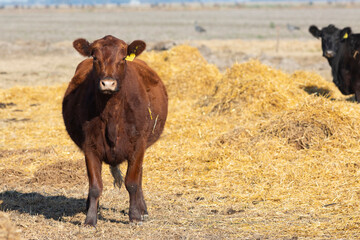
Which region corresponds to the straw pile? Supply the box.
[208,60,303,116]
[207,60,344,117]
[140,45,222,99]
[1,45,360,238]
[261,97,360,150]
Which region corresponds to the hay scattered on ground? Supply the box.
[1,45,360,239]
[30,159,87,187]
[0,212,20,240]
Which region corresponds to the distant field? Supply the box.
[2,5,360,42]
[2,5,360,88]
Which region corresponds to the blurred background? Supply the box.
[2,0,360,88]
[2,0,360,42]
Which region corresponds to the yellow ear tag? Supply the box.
[125,53,136,61]
[343,33,348,39]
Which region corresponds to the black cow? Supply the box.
[309,24,360,102]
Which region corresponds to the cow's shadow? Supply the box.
[302,85,358,103]
[346,95,357,102]
[0,190,128,225]
[302,85,332,97]
[0,190,85,222]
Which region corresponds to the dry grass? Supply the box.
[0,212,20,240]
[1,45,360,239]
[140,45,222,100]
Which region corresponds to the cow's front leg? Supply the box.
[138,167,148,220]
[84,151,103,226]
[355,86,360,103]
[125,144,147,222]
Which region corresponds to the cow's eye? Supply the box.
[93,56,97,61]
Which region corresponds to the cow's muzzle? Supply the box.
[99,78,118,94]
[324,50,335,58]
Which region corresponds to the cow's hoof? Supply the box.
[129,209,142,223]
[84,217,97,227]
[130,221,143,226]
[141,214,149,221]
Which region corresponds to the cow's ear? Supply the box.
[341,27,352,40]
[73,38,91,57]
[309,25,321,39]
[125,40,146,61]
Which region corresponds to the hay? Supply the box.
[140,45,222,100]
[0,212,20,240]
[261,97,360,150]
[29,159,87,187]
[207,60,304,116]
[2,44,360,238]
[206,60,347,117]
[291,70,344,99]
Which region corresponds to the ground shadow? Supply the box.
[0,190,129,225]
[302,85,359,103]
[302,86,332,97]
[0,190,85,221]
[346,95,357,102]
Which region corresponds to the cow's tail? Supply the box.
[110,165,123,190]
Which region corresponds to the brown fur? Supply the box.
[62,35,168,226]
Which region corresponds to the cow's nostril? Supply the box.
[99,79,118,93]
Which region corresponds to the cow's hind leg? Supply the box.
[84,151,103,226]
[125,144,147,222]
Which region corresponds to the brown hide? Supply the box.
[62,35,168,226]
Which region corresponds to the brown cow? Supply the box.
[62,35,168,226]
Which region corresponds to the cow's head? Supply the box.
[73,35,146,94]
[309,24,351,59]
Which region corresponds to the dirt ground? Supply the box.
[2,4,360,240]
